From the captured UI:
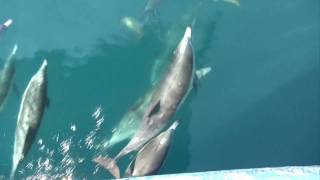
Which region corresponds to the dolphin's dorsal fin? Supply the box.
[147,100,161,118]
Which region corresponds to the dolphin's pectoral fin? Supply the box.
[193,66,213,92]
[195,66,212,80]
[147,100,161,118]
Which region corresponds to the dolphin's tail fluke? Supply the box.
[93,156,120,179]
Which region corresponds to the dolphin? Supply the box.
[143,0,163,19]
[102,90,153,149]
[124,120,179,177]
[95,121,179,178]
[0,44,18,111]
[121,0,164,38]
[93,27,195,177]
[150,1,204,86]
[0,19,13,36]
[10,59,49,179]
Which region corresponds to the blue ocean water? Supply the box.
[0,0,319,179]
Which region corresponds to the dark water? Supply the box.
[0,0,319,179]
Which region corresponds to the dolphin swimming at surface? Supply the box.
[0,44,18,111]
[105,3,212,147]
[93,26,195,177]
[95,121,179,178]
[10,59,49,179]
[150,1,205,86]
[124,121,178,177]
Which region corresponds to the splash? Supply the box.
[14,106,107,179]
[85,106,105,150]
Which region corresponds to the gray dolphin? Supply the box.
[10,59,49,179]
[95,121,178,178]
[0,44,18,111]
[0,19,13,36]
[124,120,179,177]
[93,27,194,177]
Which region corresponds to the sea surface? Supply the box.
[0,0,319,179]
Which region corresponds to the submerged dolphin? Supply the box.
[93,27,195,177]
[124,120,179,177]
[144,0,163,19]
[0,44,18,111]
[121,0,164,38]
[0,19,13,36]
[102,90,153,148]
[11,60,49,178]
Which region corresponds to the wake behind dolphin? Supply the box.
[11,59,49,179]
[93,26,195,178]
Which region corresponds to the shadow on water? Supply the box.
[206,67,320,171]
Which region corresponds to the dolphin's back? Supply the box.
[116,28,194,159]
[11,60,48,178]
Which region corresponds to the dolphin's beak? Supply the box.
[4,19,13,27]
[12,44,18,55]
[178,27,192,54]
[184,26,192,41]
[40,59,48,71]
